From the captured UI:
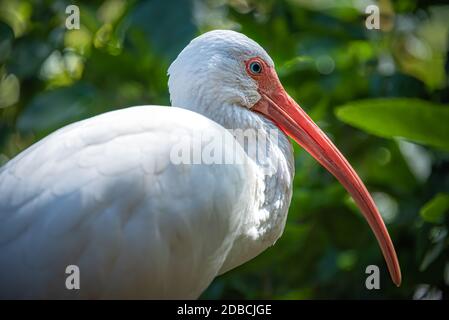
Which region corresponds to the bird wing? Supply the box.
[0,106,256,299]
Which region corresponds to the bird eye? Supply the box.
[249,61,262,74]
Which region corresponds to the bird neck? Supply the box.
[192,102,295,182]
[196,103,295,273]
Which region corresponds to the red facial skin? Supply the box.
[245,57,402,286]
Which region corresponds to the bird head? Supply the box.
[168,30,401,286]
[168,30,272,116]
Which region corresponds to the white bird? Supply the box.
[0,30,401,299]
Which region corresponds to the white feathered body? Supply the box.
[0,105,293,299]
[0,30,296,299]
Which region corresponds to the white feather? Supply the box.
[0,30,294,299]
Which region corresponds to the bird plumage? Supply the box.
[0,29,401,298]
[0,106,269,298]
[0,98,293,298]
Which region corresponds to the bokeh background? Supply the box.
[1,0,449,299]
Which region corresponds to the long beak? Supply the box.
[253,86,401,287]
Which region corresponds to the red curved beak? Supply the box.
[253,74,401,286]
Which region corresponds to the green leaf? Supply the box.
[420,193,449,223]
[335,98,449,151]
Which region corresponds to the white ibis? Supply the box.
[0,30,401,299]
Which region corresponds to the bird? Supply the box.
[0,30,401,299]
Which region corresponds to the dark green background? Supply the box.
[1,0,448,299]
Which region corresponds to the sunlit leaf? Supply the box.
[420,193,449,223]
[0,73,19,108]
[335,98,449,151]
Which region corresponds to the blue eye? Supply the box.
[249,61,262,74]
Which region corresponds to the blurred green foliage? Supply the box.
[1,0,449,299]
[336,98,449,151]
